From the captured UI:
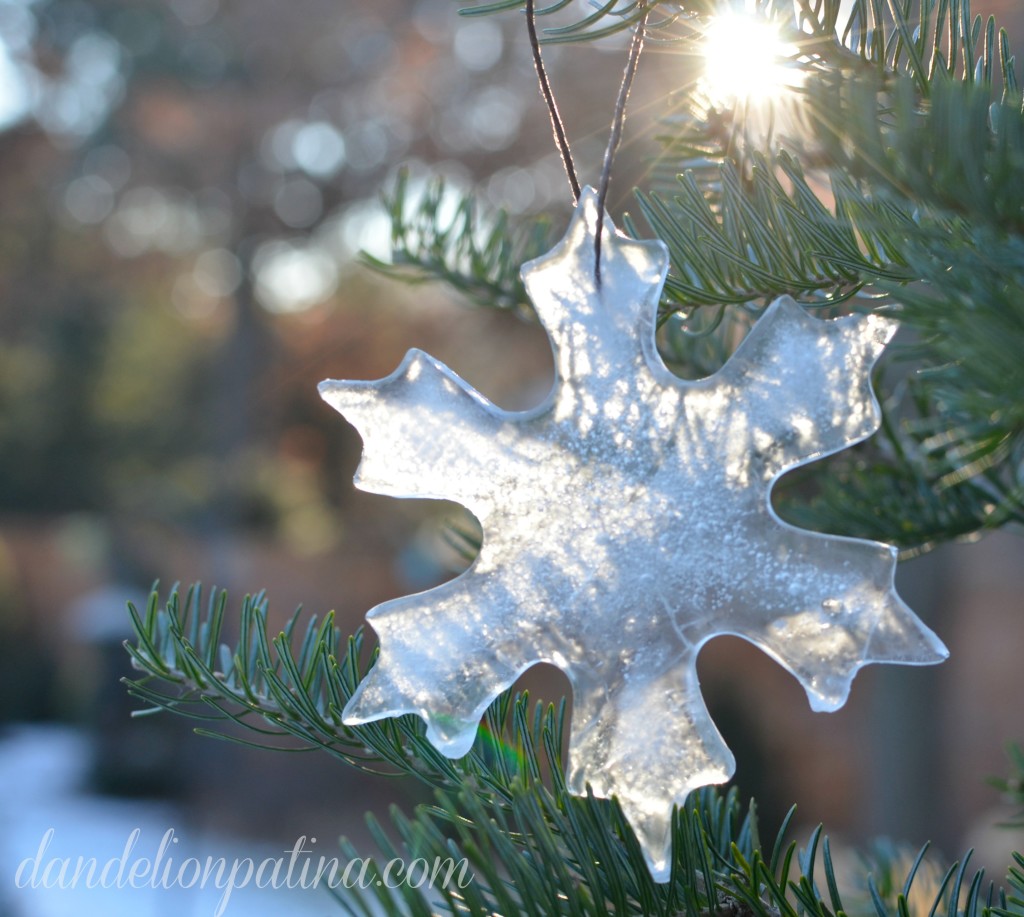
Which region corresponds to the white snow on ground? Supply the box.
[0,724,357,917]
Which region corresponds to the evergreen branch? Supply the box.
[636,0,1020,199]
[125,586,1024,914]
[334,781,1021,916]
[997,852,1024,916]
[776,447,1021,554]
[372,151,911,322]
[889,238,1024,481]
[362,169,555,316]
[123,585,568,797]
[989,745,1024,829]
[808,224,1024,547]
[804,75,1024,235]
[456,0,1019,94]
[636,153,916,310]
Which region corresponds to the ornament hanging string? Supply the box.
[594,5,649,287]
[525,0,580,203]
[524,1,650,286]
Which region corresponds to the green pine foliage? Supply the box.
[990,746,1024,829]
[363,170,556,317]
[125,586,1024,916]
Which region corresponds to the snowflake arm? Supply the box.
[520,187,669,413]
[342,572,533,757]
[705,295,895,479]
[319,349,530,522]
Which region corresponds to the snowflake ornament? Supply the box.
[320,187,948,881]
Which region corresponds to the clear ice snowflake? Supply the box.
[320,187,948,881]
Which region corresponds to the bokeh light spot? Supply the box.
[293,121,346,178]
[254,241,338,314]
[453,19,503,72]
[274,177,324,228]
[193,248,242,298]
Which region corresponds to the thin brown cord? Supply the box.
[595,6,649,288]
[526,0,580,204]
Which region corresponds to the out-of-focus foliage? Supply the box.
[363,168,556,314]
[991,745,1024,828]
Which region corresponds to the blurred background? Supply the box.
[0,0,1021,913]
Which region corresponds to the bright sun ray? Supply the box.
[701,11,801,107]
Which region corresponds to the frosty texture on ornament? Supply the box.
[319,187,948,882]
